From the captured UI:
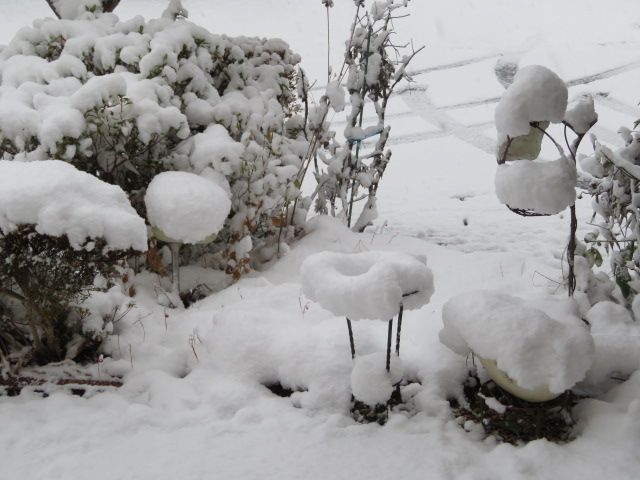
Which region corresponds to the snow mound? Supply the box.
[0,160,147,250]
[495,65,568,138]
[564,93,598,134]
[440,292,594,393]
[350,352,403,405]
[144,171,231,244]
[300,251,434,320]
[586,301,640,385]
[495,155,576,214]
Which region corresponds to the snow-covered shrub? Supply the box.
[0,1,306,278]
[495,64,597,295]
[299,0,422,231]
[0,226,130,365]
[581,127,640,303]
[0,160,146,365]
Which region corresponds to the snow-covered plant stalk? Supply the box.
[297,0,422,232]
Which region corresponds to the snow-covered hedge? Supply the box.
[0,1,307,276]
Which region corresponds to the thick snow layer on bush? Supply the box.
[564,93,598,134]
[350,352,403,405]
[0,8,305,272]
[0,160,147,250]
[495,65,568,138]
[187,124,244,175]
[300,250,434,320]
[495,155,576,214]
[145,171,231,244]
[440,292,594,393]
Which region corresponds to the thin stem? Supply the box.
[395,304,403,356]
[346,318,355,359]
[386,318,393,372]
[170,242,181,294]
[326,6,331,83]
[568,205,578,297]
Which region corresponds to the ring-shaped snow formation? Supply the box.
[301,251,434,321]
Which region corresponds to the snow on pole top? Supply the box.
[495,65,568,138]
[144,171,231,244]
[439,291,594,394]
[564,93,598,135]
[0,160,147,251]
[300,251,434,321]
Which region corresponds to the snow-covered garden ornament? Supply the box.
[145,171,231,296]
[301,250,434,420]
[440,291,594,441]
[495,65,597,295]
[441,292,594,400]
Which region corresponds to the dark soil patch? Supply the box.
[351,384,405,425]
[449,373,582,445]
[264,382,301,398]
[0,375,122,398]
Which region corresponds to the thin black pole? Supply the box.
[386,318,393,372]
[395,304,403,356]
[346,318,355,359]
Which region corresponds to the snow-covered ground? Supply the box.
[3,1,640,479]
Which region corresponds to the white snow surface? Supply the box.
[0,160,147,250]
[3,1,640,479]
[440,291,594,393]
[145,171,231,244]
[495,65,568,138]
[300,250,434,320]
[350,352,403,405]
[495,155,577,214]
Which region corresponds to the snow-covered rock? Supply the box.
[300,250,434,321]
[0,159,147,250]
[144,171,231,244]
[495,65,568,139]
[440,291,594,394]
[350,352,403,405]
[495,154,577,214]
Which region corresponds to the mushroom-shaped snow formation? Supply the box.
[145,171,231,244]
[351,352,403,405]
[440,291,594,397]
[300,251,434,320]
[495,65,568,139]
[0,160,147,251]
[495,154,577,214]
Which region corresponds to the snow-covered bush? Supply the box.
[0,1,306,278]
[581,128,640,303]
[0,160,146,365]
[299,0,422,231]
